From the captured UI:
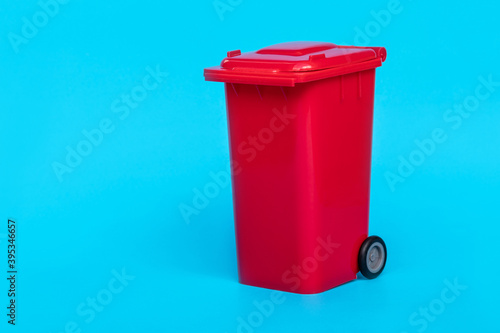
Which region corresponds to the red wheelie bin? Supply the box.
[204,41,387,294]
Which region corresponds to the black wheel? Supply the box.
[358,236,387,279]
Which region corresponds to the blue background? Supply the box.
[1,0,498,332]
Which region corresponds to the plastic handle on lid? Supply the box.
[227,50,241,57]
[308,53,326,61]
[370,47,387,61]
[337,45,387,62]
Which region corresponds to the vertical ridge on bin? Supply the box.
[297,105,322,292]
[357,72,362,99]
[255,85,263,100]
[340,75,345,102]
[231,83,238,96]
[280,86,287,102]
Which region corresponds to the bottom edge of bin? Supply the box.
[238,274,357,295]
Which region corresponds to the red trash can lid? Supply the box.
[204,41,386,87]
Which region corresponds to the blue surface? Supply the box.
[1,0,499,332]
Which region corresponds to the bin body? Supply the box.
[204,42,386,294]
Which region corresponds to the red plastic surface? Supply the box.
[205,41,386,86]
[204,42,386,294]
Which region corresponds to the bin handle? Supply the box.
[336,45,387,62]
